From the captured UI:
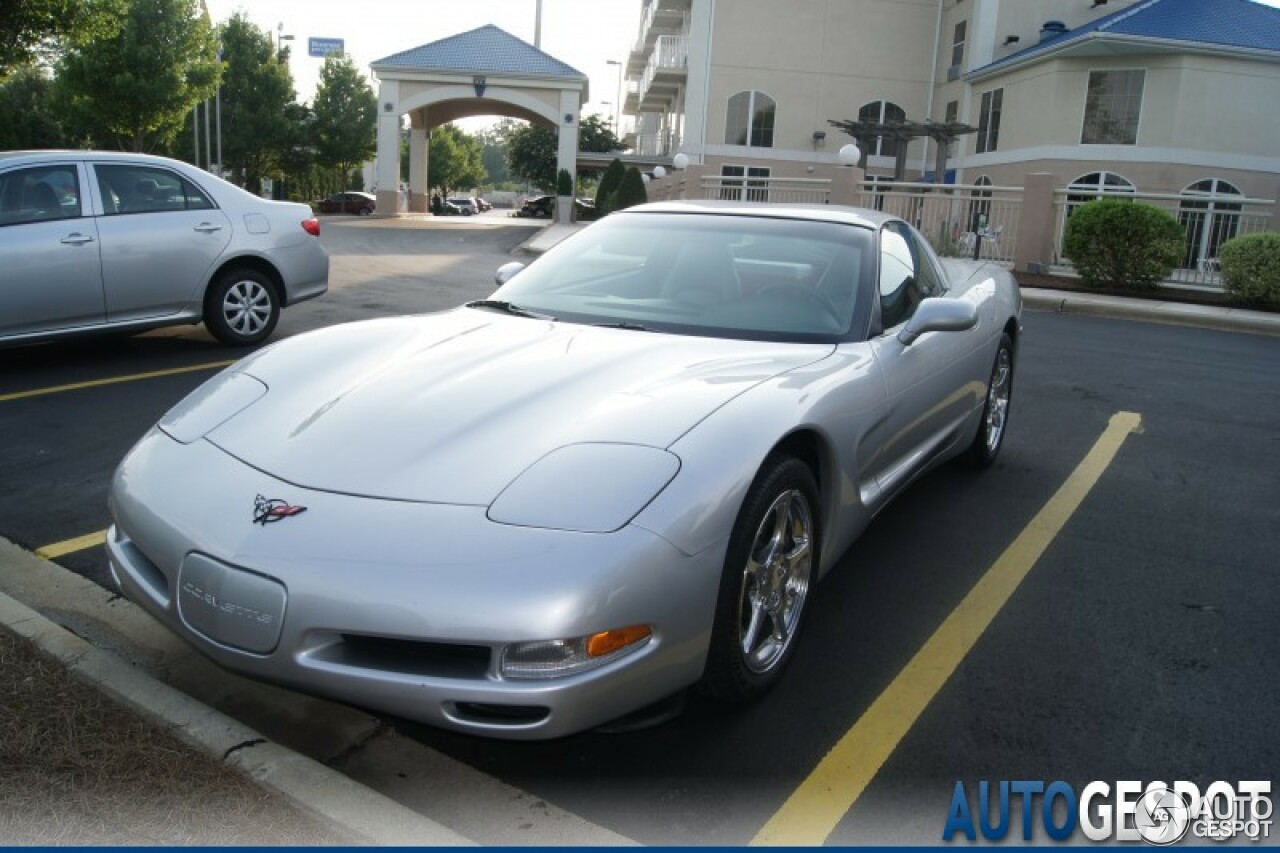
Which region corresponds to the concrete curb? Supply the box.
[0,589,471,846]
[1021,287,1280,337]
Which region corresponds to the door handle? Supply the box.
[60,233,95,245]
[194,222,223,233]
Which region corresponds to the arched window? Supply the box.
[1066,171,1135,217]
[857,100,907,158]
[725,91,776,147]
[1178,179,1242,269]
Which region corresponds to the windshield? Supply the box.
[491,211,874,342]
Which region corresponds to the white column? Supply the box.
[375,80,401,215]
[555,88,582,222]
[409,120,428,213]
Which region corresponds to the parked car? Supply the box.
[107,201,1021,739]
[517,195,554,218]
[315,191,376,216]
[475,197,493,212]
[447,196,478,215]
[0,150,328,347]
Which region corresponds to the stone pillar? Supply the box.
[408,120,428,213]
[555,89,582,218]
[830,166,865,208]
[374,80,401,216]
[1014,172,1059,274]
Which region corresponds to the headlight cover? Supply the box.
[487,443,680,533]
[158,371,267,444]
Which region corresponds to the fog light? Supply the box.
[501,625,652,680]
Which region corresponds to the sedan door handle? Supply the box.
[193,222,223,233]
[60,233,95,245]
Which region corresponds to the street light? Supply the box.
[276,22,294,59]
[605,59,623,134]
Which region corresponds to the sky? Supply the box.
[203,0,641,129]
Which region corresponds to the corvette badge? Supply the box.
[253,494,308,525]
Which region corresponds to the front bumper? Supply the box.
[108,430,722,739]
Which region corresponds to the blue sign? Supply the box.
[308,37,344,58]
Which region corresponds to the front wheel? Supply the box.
[204,269,280,346]
[970,332,1014,467]
[700,455,819,702]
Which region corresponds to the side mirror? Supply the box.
[495,261,525,286]
[897,297,978,346]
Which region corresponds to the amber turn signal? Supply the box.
[586,625,652,658]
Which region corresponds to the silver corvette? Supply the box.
[108,201,1021,739]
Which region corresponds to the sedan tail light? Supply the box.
[301,218,321,236]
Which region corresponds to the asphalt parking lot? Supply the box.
[2,216,1277,845]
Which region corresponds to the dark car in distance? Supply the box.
[316,191,376,216]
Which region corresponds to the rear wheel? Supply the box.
[700,455,819,701]
[204,269,280,346]
[970,332,1014,467]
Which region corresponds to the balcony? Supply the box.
[635,35,688,110]
[626,0,690,78]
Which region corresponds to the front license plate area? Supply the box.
[177,553,286,654]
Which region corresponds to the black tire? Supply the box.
[700,454,820,702]
[204,268,280,346]
[358,206,373,216]
[970,332,1014,467]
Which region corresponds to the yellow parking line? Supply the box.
[752,411,1143,846]
[35,529,108,560]
[0,360,235,403]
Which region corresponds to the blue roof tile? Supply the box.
[973,0,1280,76]
[373,24,585,79]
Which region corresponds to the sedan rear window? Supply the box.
[95,164,214,215]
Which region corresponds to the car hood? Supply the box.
[207,310,832,505]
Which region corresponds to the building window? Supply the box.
[858,100,907,159]
[951,21,967,71]
[1178,178,1242,269]
[976,89,1002,154]
[1066,171,1135,218]
[720,165,770,201]
[725,91,776,148]
[1081,69,1144,145]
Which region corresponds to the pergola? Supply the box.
[827,118,977,183]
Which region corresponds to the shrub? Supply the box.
[594,158,626,216]
[556,168,573,196]
[611,166,648,212]
[1218,232,1280,305]
[1062,199,1184,290]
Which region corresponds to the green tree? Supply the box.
[277,102,318,200]
[57,0,218,152]
[506,114,624,192]
[0,65,66,149]
[594,157,626,215]
[476,121,515,186]
[217,13,296,190]
[1,0,125,79]
[312,53,376,189]
[427,123,485,196]
[612,166,648,212]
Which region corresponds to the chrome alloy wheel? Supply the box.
[221,279,274,337]
[983,344,1012,455]
[738,488,813,674]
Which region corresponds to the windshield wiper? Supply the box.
[464,300,556,321]
[592,321,656,332]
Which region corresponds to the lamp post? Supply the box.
[276,22,294,59]
[605,59,623,134]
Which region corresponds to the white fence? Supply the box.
[854,181,1023,264]
[698,175,832,204]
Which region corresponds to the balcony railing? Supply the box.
[634,129,682,157]
[638,35,688,104]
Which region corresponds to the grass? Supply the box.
[0,629,352,845]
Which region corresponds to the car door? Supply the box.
[0,162,105,338]
[90,162,232,323]
[867,221,977,494]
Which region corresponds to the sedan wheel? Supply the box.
[205,269,280,346]
[970,332,1014,467]
[701,455,818,701]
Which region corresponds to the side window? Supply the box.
[878,223,923,330]
[0,166,81,226]
[904,223,946,298]
[95,164,213,216]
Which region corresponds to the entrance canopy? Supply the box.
[370,25,589,214]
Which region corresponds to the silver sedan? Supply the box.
[0,150,328,346]
[108,201,1021,739]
